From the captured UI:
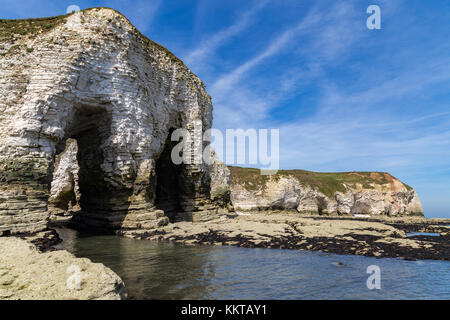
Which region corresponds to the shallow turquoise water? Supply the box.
[56,228,450,300]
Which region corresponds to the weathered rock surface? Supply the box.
[49,138,80,217]
[229,167,423,217]
[134,213,449,261]
[0,8,221,236]
[208,151,231,208]
[0,237,126,299]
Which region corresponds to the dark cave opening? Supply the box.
[74,126,107,214]
[50,111,192,228]
[155,130,184,222]
[317,197,328,215]
[50,104,114,228]
[70,106,111,217]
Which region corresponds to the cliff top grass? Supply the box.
[0,14,71,41]
[0,7,205,90]
[229,166,413,197]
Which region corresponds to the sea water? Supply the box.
[55,228,450,300]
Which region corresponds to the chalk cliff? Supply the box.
[0,8,220,236]
[229,167,423,217]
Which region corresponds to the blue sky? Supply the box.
[1,1,449,218]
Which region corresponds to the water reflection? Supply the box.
[56,228,217,299]
[406,232,441,237]
[55,228,450,300]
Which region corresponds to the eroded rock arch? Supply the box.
[0,8,223,236]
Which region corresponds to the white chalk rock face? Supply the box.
[229,168,424,217]
[49,139,80,214]
[0,8,219,235]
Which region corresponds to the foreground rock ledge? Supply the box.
[0,237,126,300]
[123,214,450,261]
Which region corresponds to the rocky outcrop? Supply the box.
[137,213,449,261]
[229,167,423,217]
[0,8,220,236]
[48,138,80,217]
[0,237,126,299]
[208,151,231,208]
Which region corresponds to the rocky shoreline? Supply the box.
[120,213,450,261]
[1,213,447,300]
[0,237,126,300]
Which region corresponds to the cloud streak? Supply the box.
[184,0,270,72]
[202,1,450,217]
[277,58,450,196]
[209,2,361,129]
[210,9,321,97]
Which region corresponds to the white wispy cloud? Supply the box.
[210,10,321,97]
[278,59,450,173]
[207,1,450,219]
[210,2,361,129]
[183,0,270,72]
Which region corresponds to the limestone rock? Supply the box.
[229,167,424,217]
[49,138,80,215]
[0,8,217,235]
[0,237,126,300]
[208,150,231,207]
[134,213,449,261]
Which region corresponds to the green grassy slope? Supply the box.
[229,166,413,197]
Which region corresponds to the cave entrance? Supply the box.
[50,104,116,229]
[155,130,184,222]
[317,197,328,215]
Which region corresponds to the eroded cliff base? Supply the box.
[122,213,450,261]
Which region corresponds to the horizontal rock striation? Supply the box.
[229,167,423,217]
[0,8,221,236]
